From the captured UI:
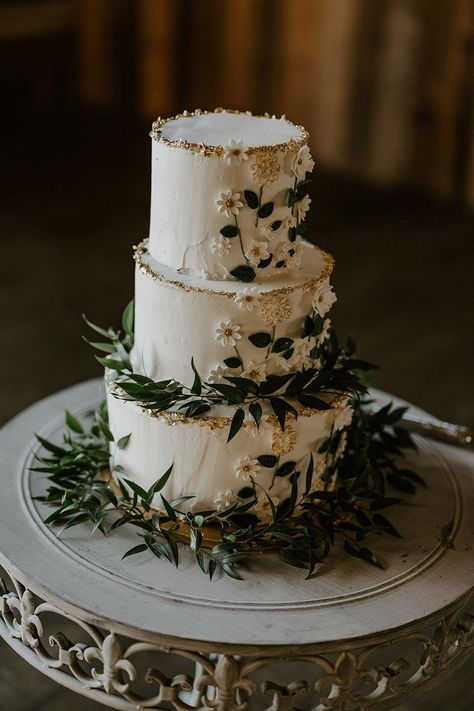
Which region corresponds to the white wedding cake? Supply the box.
[107,109,353,520]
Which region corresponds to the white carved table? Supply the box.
[0,379,473,710]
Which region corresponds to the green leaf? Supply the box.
[148,464,174,497]
[211,383,245,404]
[117,433,131,450]
[224,376,259,395]
[220,224,239,238]
[248,332,272,348]
[121,300,134,337]
[122,478,149,502]
[271,220,282,231]
[65,410,84,434]
[208,559,217,580]
[190,357,202,395]
[288,226,297,242]
[258,454,279,468]
[269,397,298,430]
[85,340,116,353]
[304,453,314,496]
[122,543,148,560]
[297,394,332,410]
[258,202,274,219]
[249,402,262,429]
[258,254,273,269]
[224,357,242,369]
[230,265,256,282]
[160,495,177,522]
[227,408,245,443]
[287,188,297,207]
[261,373,295,394]
[271,337,294,353]
[82,314,113,339]
[276,461,296,477]
[96,356,128,372]
[223,563,243,580]
[244,189,259,209]
[238,486,255,499]
[344,540,383,569]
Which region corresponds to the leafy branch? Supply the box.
[33,396,421,580]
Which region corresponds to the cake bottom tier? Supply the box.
[107,390,351,521]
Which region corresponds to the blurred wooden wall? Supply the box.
[78,0,474,205]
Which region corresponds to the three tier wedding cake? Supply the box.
[107,109,353,520]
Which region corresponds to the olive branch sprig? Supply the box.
[32,394,421,581]
[86,302,376,443]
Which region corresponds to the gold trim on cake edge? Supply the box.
[133,240,335,298]
[149,108,310,157]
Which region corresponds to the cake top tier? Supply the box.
[151,109,307,152]
[148,109,315,283]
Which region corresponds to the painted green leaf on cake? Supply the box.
[244,189,259,209]
[258,454,279,468]
[248,331,272,348]
[220,225,239,238]
[227,407,245,443]
[230,265,256,282]
[223,356,241,369]
[257,202,274,219]
[271,220,282,231]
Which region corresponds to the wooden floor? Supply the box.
[0,111,473,709]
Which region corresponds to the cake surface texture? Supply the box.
[107,109,352,519]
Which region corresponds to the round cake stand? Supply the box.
[0,380,473,711]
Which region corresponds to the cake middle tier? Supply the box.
[132,239,336,387]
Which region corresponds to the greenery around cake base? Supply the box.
[32,304,424,581]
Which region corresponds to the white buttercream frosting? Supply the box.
[149,111,314,279]
[132,240,334,386]
[107,390,338,512]
[160,112,303,146]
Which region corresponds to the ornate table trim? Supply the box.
[1,567,472,710]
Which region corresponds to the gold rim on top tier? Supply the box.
[149,108,310,157]
[133,240,335,298]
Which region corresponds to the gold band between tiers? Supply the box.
[133,240,335,298]
[149,108,310,157]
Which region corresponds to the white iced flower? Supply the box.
[241,360,267,383]
[245,239,270,266]
[234,287,261,311]
[223,139,248,165]
[214,488,236,512]
[207,364,229,384]
[273,240,291,265]
[335,431,348,461]
[295,194,311,221]
[254,492,281,523]
[292,145,315,179]
[258,224,274,240]
[315,318,332,346]
[211,234,231,257]
[210,264,231,280]
[267,352,292,374]
[216,189,244,217]
[282,213,297,230]
[312,279,337,317]
[215,321,242,347]
[235,456,261,481]
[333,405,354,431]
[243,414,270,438]
[291,337,316,371]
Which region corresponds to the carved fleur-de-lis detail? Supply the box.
[197,655,256,711]
[0,589,42,648]
[261,680,308,711]
[81,633,137,694]
[315,651,378,709]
